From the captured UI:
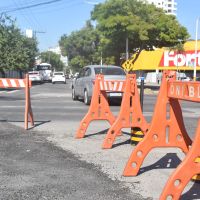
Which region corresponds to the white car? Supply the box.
[52,72,66,84]
[28,71,43,83]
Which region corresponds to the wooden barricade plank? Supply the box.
[123,71,192,176]
[24,74,34,130]
[75,74,125,139]
[0,78,32,88]
[0,75,34,130]
[102,74,149,149]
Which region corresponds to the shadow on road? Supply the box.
[181,181,200,200]
[84,129,109,138]
[138,153,181,175]
[0,119,51,130]
[28,120,51,130]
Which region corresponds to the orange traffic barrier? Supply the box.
[159,81,200,199]
[0,74,34,130]
[160,124,200,200]
[102,74,149,149]
[123,71,192,177]
[75,74,126,139]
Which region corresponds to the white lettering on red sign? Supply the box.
[189,86,195,97]
[161,51,200,67]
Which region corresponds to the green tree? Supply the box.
[59,21,101,72]
[40,51,65,71]
[0,14,38,77]
[91,0,190,65]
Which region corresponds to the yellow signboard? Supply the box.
[122,41,200,71]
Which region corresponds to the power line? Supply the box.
[1,0,63,14]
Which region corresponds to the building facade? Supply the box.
[48,46,68,67]
[142,0,177,15]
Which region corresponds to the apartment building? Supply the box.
[142,0,177,15]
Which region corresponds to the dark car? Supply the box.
[71,65,126,105]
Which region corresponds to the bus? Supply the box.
[34,63,53,82]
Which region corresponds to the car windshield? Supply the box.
[94,67,125,75]
[54,72,63,75]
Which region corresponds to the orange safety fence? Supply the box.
[75,74,126,139]
[102,74,149,149]
[123,71,192,177]
[0,74,34,130]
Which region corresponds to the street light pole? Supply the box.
[193,17,199,81]
[126,37,129,60]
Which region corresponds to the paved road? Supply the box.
[0,122,144,200]
[0,80,200,199]
[0,80,198,138]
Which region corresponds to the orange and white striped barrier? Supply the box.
[75,74,126,139]
[0,79,27,88]
[102,74,149,149]
[0,74,34,130]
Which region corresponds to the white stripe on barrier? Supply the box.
[99,80,125,91]
[113,82,118,91]
[104,81,108,90]
[118,82,123,91]
[10,79,17,87]
[108,82,113,90]
[2,79,9,87]
[19,79,25,87]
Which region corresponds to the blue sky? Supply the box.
[0,0,199,52]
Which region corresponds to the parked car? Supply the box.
[28,71,43,83]
[52,71,66,84]
[71,65,126,105]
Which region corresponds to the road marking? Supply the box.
[0,105,24,108]
[7,90,20,93]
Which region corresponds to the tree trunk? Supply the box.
[19,70,23,79]
[0,68,6,78]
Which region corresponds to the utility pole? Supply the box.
[194,17,199,81]
[100,52,103,65]
[126,37,129,60]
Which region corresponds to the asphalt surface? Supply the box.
[0,122,144,200]
[0,80,200,199]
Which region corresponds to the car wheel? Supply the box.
[84,89,90,105]
[72,87,78,101]
[52,82,55,84]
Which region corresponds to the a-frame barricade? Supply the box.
[102,74,149,149]
[123,71,192,176]
[159,80,200,199]
[160,120,200,200]
[75,74,126,139]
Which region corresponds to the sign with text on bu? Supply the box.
[168,82,200,102]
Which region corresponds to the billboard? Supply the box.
[122,41,200,71]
